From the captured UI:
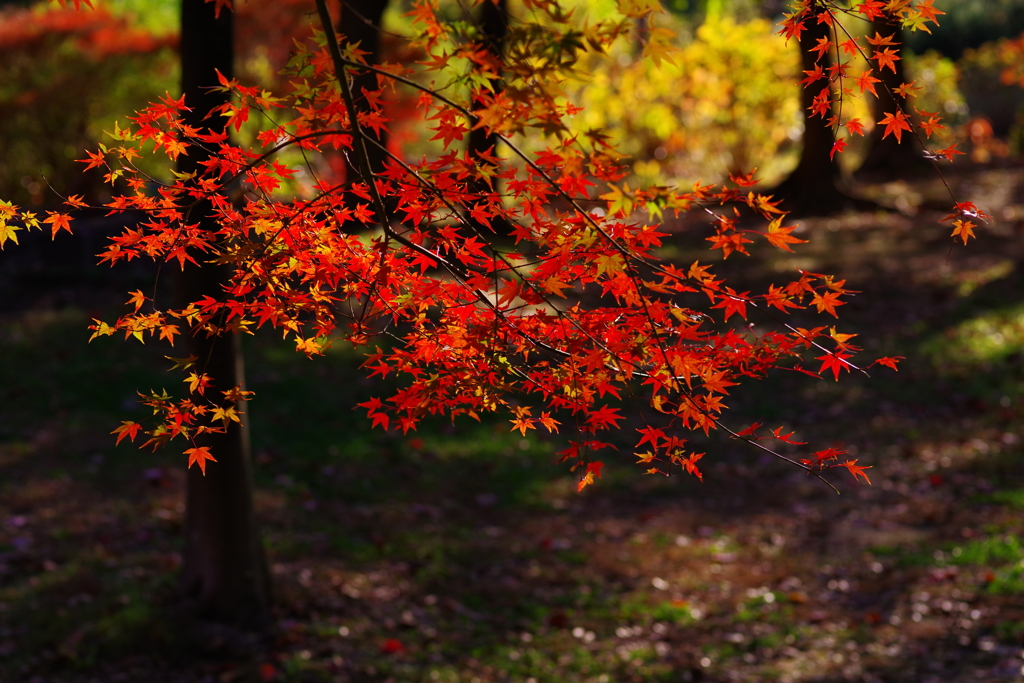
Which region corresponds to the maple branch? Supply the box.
[315,0,394,238]
[814,4,963,215]
[352,135,644,372]
[350,140,825,447]
[720,422,841,495]
[322,50,644,258]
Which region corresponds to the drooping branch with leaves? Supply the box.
[0,0,984,492]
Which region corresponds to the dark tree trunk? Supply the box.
[466,0,513,236]
[854,22,930,181]
[339,0,389,181]
[176,0,270,632]
[769,15,867,216]
[634,14,648,56]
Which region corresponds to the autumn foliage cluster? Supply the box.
[0,0,985,489]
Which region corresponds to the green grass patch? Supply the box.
[921,302,1024,371]
[949,535,1024,567]
[982,489,1024,508]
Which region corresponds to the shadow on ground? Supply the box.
[3,164,1024,682]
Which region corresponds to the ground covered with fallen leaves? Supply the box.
[3,163,1024,682]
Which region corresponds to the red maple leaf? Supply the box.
[380,638,405,654]
[771,426,807,445]
[587,406,623,431]
[636,426,665,449]
[830,138,848,160]
[736,422,762,439]
[816,351,853,380]
[801,64,825,87]
[809,89,833,118]
[37,0,957,503]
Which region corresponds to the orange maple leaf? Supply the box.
[44,211,73,238]
[185,372,212,395]
[185,446,218,475]
[918,116,946,138]
[811,290,845,317]
[810,36,832,60]
[893,81,920,98]
[857,1,885,20]
[915,0,945,26]
[111,421,142,445]
[681,452,704,481]
[801,64,825,87]
[764,284,802,312]
[878,110,913,143]
[855,70,881,97]
[951,219,976,245]
[927,144,964,162]
[839,38,860,57]
[543,277,572,298]
[127,289,146,312]
[838,459,872,484]
[865,31,898,47]
[872,356,903,371]
[538,412,561,433]
[765,217,807,252]
[158,324,180,345]
[78,149,107,171]
[577,461,604,492]
[511,416,535,436]
[873,47,900,74]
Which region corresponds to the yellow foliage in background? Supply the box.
[571,17,800,187]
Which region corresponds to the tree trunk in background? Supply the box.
[634,13,648,56]
[854,22,930,181]
[176,0,270,632]
[769,16,858,216]
[339,0,389,182]
[467,0,512,236]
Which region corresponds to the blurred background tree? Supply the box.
[6,0,1024,216]
[907,0,1024,59]
[0,1,177,206]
